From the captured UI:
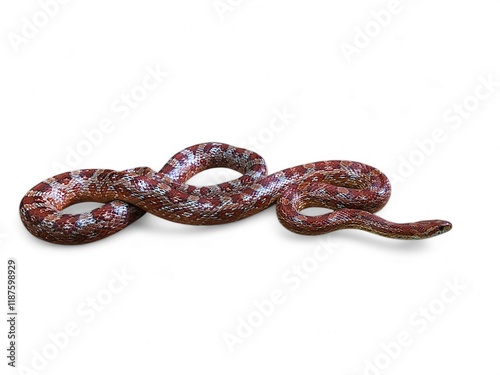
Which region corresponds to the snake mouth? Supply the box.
[438,221,453,233]
[436,221,453,235]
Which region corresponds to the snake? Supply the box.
[19,142,452,245]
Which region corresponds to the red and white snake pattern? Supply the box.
[19,142,451,245]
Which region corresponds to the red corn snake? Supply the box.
[19,142,451,244]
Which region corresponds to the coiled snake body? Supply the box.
[19,142,451,244]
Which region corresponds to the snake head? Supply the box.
[420,220,452,238]
[437,220,453,235]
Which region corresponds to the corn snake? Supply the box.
[19,142,451,244]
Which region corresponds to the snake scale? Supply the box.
[19,142,451,245]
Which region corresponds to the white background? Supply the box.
[1,1,499,374]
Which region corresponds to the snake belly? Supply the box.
[19,142,452,244]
